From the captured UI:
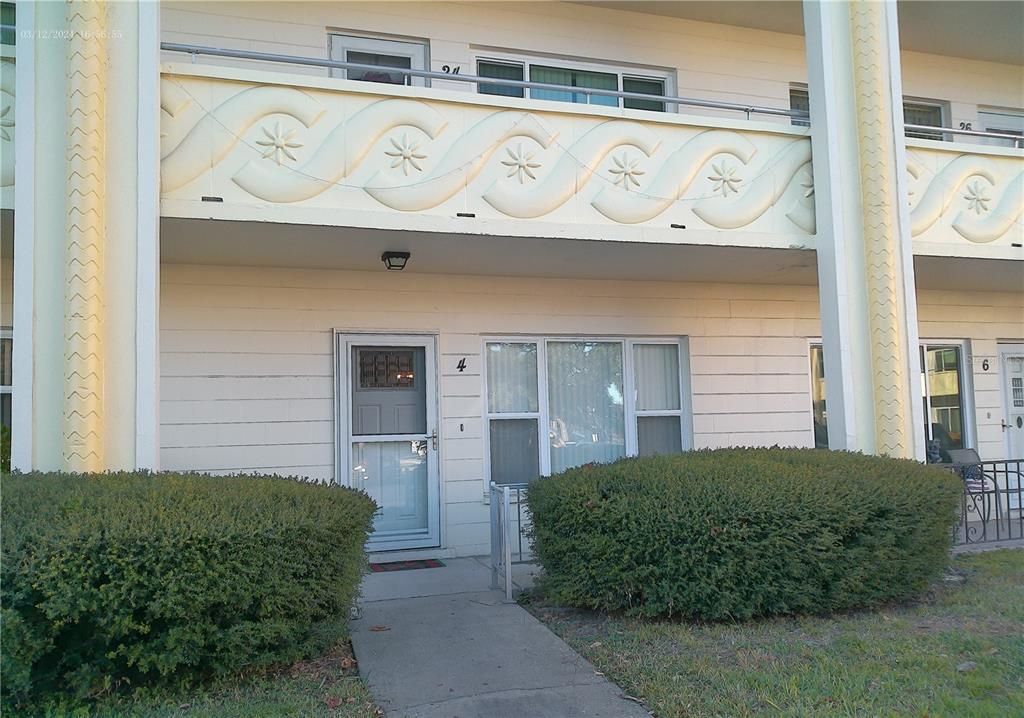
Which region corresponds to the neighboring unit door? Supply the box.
[1000,344,1024,460]
[340,335,440,550]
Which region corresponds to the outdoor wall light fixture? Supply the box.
[381,251,411,271]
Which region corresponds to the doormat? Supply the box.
[369,559,446,573]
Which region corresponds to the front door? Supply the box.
[339,335,440,550]
[1000,344,1024,460]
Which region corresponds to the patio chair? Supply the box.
[946,448,999,526]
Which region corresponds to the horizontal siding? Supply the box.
[160,263,1024,554]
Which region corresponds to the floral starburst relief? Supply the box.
[708,162,742,197]
[0,104,12,142]
[385,133,427,176]
[255,121,302,165]
[609,152,645,191]
[501,144,541,184]
[963,180,991,215]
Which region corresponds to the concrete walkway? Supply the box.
[350,557,650,718]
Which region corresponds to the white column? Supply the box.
[803,0,925,458]
[11,0,160,471]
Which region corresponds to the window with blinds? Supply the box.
[484,338,689,485]
[789,87,947,140]
[903,101,945,140]
[477,56,668,112]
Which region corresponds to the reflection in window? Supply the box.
[345,51,412,85]
[923,345,965,460]
[809,345,828,448]
[808,342,970,460]
[547,341,625,474]
[484,339,687,484]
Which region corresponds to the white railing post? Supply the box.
[503,486,513,601]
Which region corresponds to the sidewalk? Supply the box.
[350,557,650,718]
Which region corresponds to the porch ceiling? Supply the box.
[161,218,1022,292]
[580,1,1024,65]
[160,217,819,285]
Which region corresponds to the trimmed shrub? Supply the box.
[1,472,376,707]
[527,448,961,620]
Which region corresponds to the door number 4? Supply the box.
[456,358,467,373]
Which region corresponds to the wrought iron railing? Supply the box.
[489,482,531,600]
[945,459,1024,545]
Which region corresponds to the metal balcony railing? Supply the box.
[944,459,1024,545]
[160,42,804,121]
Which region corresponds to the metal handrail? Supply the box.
[160,41,806,120]
[489,482,530,600]
[905,123,1024,147]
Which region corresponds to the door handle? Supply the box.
[430,430,438,450]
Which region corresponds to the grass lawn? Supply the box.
[529,549,1024,718]
[22,641,381,718]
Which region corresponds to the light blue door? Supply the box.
[342,336,440,550]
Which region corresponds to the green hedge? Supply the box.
[1,472,377,707]
[527,449,961,620]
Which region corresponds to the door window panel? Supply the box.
[345,50,412,85]
[329,34,426,86]
[352,347,426,436]
[354,440,428,533]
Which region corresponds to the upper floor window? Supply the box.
[902,99,946,141]
[0,3,13,47]
[978,108,1024,148]
[477,54,670,112]
[328,33,428,87]
[789,87,947,140]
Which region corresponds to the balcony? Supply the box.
[159,48,1022,260]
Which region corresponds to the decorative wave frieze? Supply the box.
[160,70,816,241]
[907,143,1024,249]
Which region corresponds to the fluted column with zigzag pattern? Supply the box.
[848,0,913,457]
[63,0,106,471]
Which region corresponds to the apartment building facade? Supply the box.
[3,0,1022,556]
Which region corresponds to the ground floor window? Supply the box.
[485,338,688,484]
[808,340,971,458]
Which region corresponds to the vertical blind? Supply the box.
[547,342,626,474]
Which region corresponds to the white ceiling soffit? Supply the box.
[580,1,1024,65]
[160,218,1023,292]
